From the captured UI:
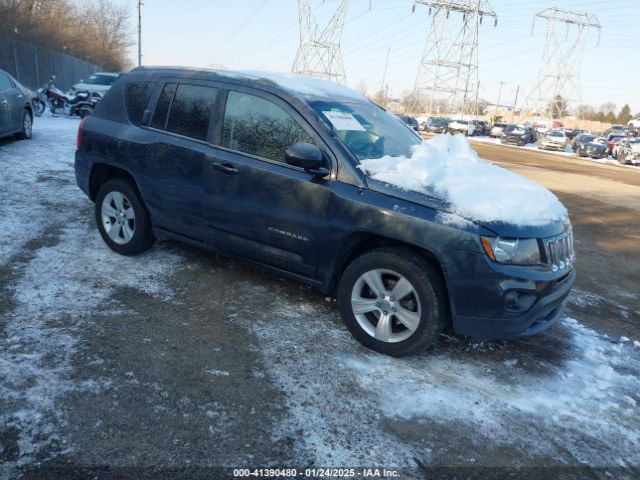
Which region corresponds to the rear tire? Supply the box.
[15,110,32,140]
[95,178,155,255]
[338,248,446,357]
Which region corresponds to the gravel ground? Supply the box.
[1,116,639,479]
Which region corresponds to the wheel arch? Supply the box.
[327,233,450,297]
[327,232,453,329]
[89,163,141,202]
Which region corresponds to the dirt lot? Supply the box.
[1,117,639,479]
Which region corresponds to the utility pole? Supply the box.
[137,0,143,67]
[524,6,600,118]
[292,0,349,84]
[380,47,390,94]
[412,0,497,117]
[512,84,519,120]
[495,81,505,116]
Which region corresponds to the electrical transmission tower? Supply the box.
[524,6,601,118]
[292,0,349,84]
[412,1,497,116]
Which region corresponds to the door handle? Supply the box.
[1,98,7,105]
[211,162,239,175]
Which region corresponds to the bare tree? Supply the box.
[0,0,132,70]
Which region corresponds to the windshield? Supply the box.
[310,100,421,160]
[548,131,564,137]
[84,74,118,85]
[582,135,596,142]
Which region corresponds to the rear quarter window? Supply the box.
[125,81,153,126]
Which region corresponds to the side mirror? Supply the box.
[285,143,329,176]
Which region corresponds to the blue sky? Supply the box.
[123,0,638,113]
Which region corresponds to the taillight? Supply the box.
[77,117,86,150]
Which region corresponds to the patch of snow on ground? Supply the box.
[0,116,80,266]
[0,116,182,465]
[361,134,568,226]
[241,287,640,467]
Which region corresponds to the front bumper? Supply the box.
[539,142,566,150]
[586,147,607,158]
[453,268,575,339]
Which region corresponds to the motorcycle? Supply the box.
[33,76,102,118]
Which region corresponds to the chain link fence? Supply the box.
[0,37,99,91]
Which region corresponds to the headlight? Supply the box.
[481,237,541,265]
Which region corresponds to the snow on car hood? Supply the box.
[359,134,568,227]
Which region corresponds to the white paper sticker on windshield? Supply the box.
[322,111,366,131]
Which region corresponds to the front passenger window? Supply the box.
[221,91,314,163]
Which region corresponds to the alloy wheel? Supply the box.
[101,191,135,245]
[350,268,422,343]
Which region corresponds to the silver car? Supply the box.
[71,72,121,95]
[538,130,567,151]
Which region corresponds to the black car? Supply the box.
[74,67,575,356]
[501,124,536,146]
[572,133,607,159]
[0,68,33,140]
[563,128,586,140]
[397,114,419,132]
[476,120,490,136]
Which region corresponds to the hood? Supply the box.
[359,134,569,237]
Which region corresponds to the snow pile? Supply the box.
[361,134,568,226]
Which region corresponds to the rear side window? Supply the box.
[151,82,177,130]
[125,81,153,126]
[166,84,218,141]
[221,91,314,163]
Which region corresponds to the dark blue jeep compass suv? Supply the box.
[74,67,575,356]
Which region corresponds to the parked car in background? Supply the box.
[0,68,33,140]
[572,133,608,159]
[538,130,567,151]
[75,67,575,356]
[563,128,586,140]
[603,124,627,137]
[421,117,449,133]
[614,137,640,165]
[490,122,507,137]
[534,124,549,135]
[476,120,490,136]
[501,124,536,146]
[397,114,420,132]
[448,119,475,136]
[71,72,122,95]
[606,132,627,155]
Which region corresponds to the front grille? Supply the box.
[545,230,575,272]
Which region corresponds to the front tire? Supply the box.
[338,248,446,357]
[15,110,32,139]
[95,178,155,255]
[33,100,46,116]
